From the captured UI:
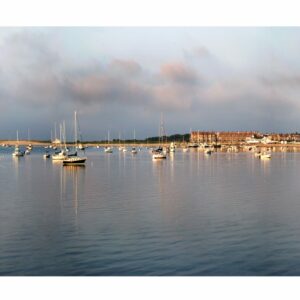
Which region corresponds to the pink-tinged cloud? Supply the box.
[109,59,142,76]
[160,62,198,84]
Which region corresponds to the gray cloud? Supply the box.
[0,29,300,139]
[109,59,142,76]
[159,62,198,84]
[260,74,300,87]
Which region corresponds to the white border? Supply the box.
[1,1,300,299]
[0,0,299,26]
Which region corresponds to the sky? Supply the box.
[1,27,300,140]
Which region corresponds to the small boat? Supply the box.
[254,152,261,157]
[261,152,271,159]
[52,150,68,160]
[182,147,189,152]
[104,147,113,153]
[12,131,24,157]
[205,149,212,155]
[77,143,85,151]
[131,129,138,154]
[12,146,24,157]
[152,114,167,160]
[122,147,127,152]
[25,149,31,155]
[63,156,87,165]
[131,147,138,154]
[170,142,176,152]
[43,152,50,159]
[105,130,113,153]
[152,150,167,160]
[63,110,87,165]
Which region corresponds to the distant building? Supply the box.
[190,131,258,144]
[269,133,300,143]
[190,131,218,143]
[52,138,61,144]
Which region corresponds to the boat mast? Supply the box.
[63,121,67,151]
[59,123,62,148]
[159,112,165,147]
[54,122,57,141]
[74,111,78,148]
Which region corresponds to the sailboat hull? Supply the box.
[63,157,87,165]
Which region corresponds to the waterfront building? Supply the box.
[190,131,259,144]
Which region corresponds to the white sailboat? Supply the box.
[12,130,24,157]
[25,128,32,154]
[131,129,138,154]
[74,111,85,151]
[118,132,124,151]
[182,135,189,152]
[104,130,113,153]
[63,111,87,165]
[260,151,271,159]
[52,122,68,160]
[152,114,167,160]
[170,142,176,153]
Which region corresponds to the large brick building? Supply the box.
[190,131,259,144]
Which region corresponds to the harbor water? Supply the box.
[1,147,300,275]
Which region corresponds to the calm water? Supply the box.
[1,147,300,275]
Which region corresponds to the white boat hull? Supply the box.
[152,153,167,160]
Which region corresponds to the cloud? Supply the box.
[67,73,151,106]
[260,74,300,87]
[159,62,198,84]
[1,28,300,139]
[193,46,211,59]
[109,59,142,76]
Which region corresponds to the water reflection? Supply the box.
[3,149,300,275]
[60,165,86,217]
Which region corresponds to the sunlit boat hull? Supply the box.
[63,157,87,165]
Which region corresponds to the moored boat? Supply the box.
[63,111,87,165]
[12,131,24,157]
[261,152,271,159]
[63,156,86,165]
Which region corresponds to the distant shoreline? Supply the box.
[2,140,300,149]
